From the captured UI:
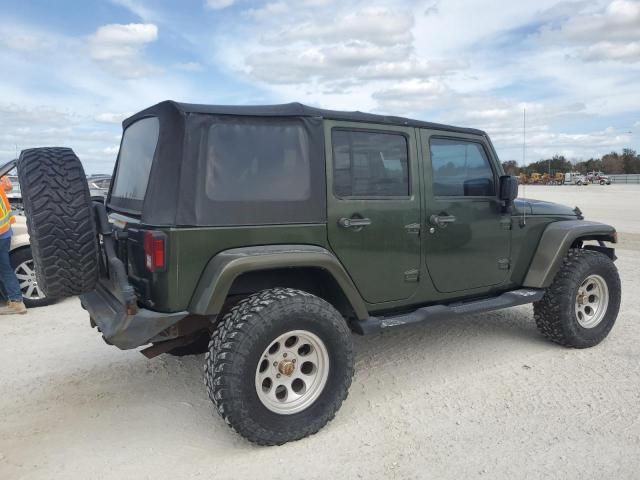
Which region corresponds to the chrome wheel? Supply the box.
[15,260,45,300]
[255,330,329,415]
[575,274,609,328]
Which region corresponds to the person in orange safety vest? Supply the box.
[0,176,27,314]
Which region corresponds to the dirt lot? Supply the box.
[1,185,639,480]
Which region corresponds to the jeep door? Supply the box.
[419,130,511,293]
[325,121,421,304]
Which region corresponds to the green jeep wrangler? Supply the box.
[17,101,621,445]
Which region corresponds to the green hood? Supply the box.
[514,198,579,216]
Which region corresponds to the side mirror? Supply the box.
[499,175,518,206]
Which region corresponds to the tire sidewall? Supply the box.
[215,293,353,442]
[559,253,620,346]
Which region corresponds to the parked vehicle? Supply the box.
[586,171,611,185]
[564,172,589,185]
[87,175,111,202]
[16,101,621,446]
[5,174,24,215]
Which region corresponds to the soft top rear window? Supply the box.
[110,116,159,211]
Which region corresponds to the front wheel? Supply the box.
[204,288,354,445]
[533,249,621,348]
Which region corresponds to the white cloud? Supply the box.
[580,41,640,62]
[174,61,205,72]
[110,0,158,22]
[0,29,42,51]
[371,79,450,113]
[89,23,159,78]
[539,0,640,63]
[94,112,132,124]
[206,0,236,10]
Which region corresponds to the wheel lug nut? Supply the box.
[276,374,281,378]
[283,353,287,358]
[273,361,278,367]
[292,359,296,363]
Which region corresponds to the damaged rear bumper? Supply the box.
[80,281,188,350]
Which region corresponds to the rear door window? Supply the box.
[332,130,409,198]
[111,117,159,207]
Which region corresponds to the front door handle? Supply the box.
[429,214,456,228]
[338,217,372,229]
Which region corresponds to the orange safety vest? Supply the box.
[0,176,16,235]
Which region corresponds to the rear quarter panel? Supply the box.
[146,224,329,312]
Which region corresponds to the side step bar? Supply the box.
[351,288,545,335]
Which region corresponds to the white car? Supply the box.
[8,215,54,307]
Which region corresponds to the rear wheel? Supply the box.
[204,288,354,445]
[16,148,99,298]
[533,249,621,348]
[9,247,56,308]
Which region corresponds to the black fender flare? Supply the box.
[189,245,369,320]
[523,220,617,288]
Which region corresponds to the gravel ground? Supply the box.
[1,185,639,480]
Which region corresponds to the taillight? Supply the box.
[144,231,167,272]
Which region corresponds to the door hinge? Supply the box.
[404,223,421,235]
[498,258,511,270]
[404,269,420,282]
[500,217,513,230]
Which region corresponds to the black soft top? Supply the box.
[123,100,486,136]
[113,100,489,226]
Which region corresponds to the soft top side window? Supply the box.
[332,129,409,198]
[429,138,495,197]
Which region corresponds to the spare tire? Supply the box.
[16,147,99,298]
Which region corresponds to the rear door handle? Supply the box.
[429,214,456,228]
[338,217,372,229]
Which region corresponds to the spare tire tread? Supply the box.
[17,147,99,298]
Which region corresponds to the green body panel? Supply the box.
[189,244,368,319]
[324,121,421,304]
[418,129,511,293]
[118,119,617,320]
[515,198,578,216]
[146,224,328,312]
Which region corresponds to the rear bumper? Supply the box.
[80,281,188,350]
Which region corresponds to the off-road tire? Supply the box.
[9,247,57,308]
[533,249,621,348]
[204,288,354,445]
[17,148,99,298]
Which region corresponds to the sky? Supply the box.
[1,0,639,174]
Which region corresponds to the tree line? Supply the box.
[502,149,640,176]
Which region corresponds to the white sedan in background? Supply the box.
[8,215,54,307]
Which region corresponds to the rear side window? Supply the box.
[430,138,495,196]
[111,117,159,203]
[332,130,409,198]
[205,119,310,202]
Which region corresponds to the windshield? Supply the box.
[110,117,159,211]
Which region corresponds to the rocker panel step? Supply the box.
[351,288,545,335]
